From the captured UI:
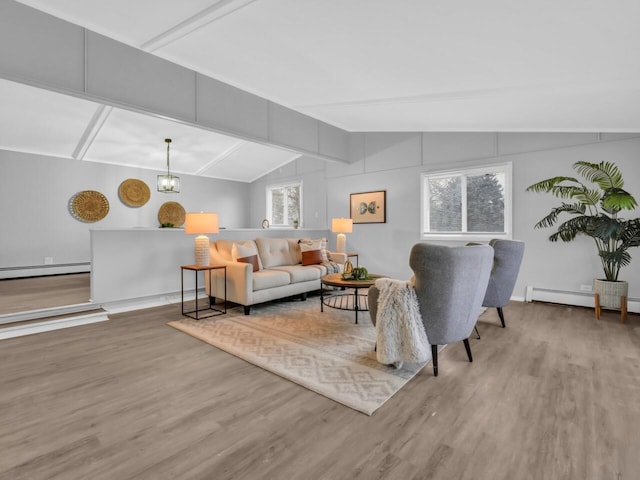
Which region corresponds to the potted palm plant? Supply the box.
[526,161,640,315]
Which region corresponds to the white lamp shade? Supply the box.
[185,212,219,234]
[332,218,353,233]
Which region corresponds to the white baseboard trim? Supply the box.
[102,289,201,314]
[0,312,109,340]
[0,302,103,325]
[524,286,640,313]
[0,263,90,279]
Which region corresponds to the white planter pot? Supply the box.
[594,279,628,309]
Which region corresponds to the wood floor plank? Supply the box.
[0,273,90,314]
[0,300,639,479]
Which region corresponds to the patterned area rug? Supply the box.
[169,299,429,415]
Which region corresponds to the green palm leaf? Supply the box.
[548,215,593,242]
[601,187,638,212]
[619,218,640,248]
[600,249,632,268]
[575,188,601,206]
[591,214,623,241]
[533,202,585,229]
[574,161,624,189]
[525,177,580,196]
[527,161,640,281]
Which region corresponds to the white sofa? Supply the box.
[208,237,346,314]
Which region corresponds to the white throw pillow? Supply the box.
[299,238,329,264]
[299,241,323,266]
[318,237,329,262]
[231,241,263,270]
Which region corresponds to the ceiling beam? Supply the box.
[141,0,258,52]
[72,104,112,160]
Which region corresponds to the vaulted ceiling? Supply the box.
[4,0,640,180]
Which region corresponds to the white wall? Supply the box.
[321,133,640,302]
[0,149,250,275]
[91,227,329,309]
[5,132,640,311]
[248,155,329,230]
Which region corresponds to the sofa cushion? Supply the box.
[231,241,263,270]
[301,248,323,266]
[288,239,303,264]
[252,269,291,291]
[307,264,329,276]
[271,265,322,283]
[215,239,235,261]
[299,240,324,265]
[299,238,329,262]
[256,238,295,268]
[237,254,259,272]
[318,238,329,262]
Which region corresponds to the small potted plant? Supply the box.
[526,161,640,316]
[293,219,299,229]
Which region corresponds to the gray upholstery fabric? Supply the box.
[482,239,525,308]
[369,243,494,345]
[409,243,494,345]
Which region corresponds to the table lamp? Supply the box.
[185,212,219,266]
[331,218,353,254]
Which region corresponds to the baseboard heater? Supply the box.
[0,262,91,279]
[525,286,640,314]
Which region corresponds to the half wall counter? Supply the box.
[90,228,329,312]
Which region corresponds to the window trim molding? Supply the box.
[420,162,512,242]
[265,180,303,228]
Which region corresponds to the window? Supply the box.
[421,163,512,241]
[266,181,302,227]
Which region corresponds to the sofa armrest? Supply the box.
[205,260,253,305]
[328,251,347,264]
[208,244,253,305]
[222,261,253,305]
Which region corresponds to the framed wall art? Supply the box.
[350,190,386,224]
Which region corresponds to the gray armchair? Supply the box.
[481,239,525,328]
[369,243,494,376]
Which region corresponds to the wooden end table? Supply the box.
[320,273,384,324]
[181,264,226,320]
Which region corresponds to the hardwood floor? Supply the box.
[0,273,90,314]
[0,300,638,480]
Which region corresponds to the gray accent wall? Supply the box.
[4,133,640,309]
[321,133,640,301]
[2,2,640,310]
[0,1,350,164]
[248,155,329,231]
[0,149,249,274]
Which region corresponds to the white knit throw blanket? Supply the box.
[375,278,430,367]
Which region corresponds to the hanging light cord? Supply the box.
[165,138,172,176]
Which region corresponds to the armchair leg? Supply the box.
[463,338,473,362]
[243,306,251,315]
[431,345,438,376]
[474,325,481,340]
[497,307,506,328]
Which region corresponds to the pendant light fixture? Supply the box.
[157,138,180,193]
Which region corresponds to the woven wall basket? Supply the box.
[118,179,150,207]
[69,190,109,223]
[158,201,185,227]
[594,279,628,309]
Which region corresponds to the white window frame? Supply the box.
[266,180,303,228]
[421,162,512,242]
